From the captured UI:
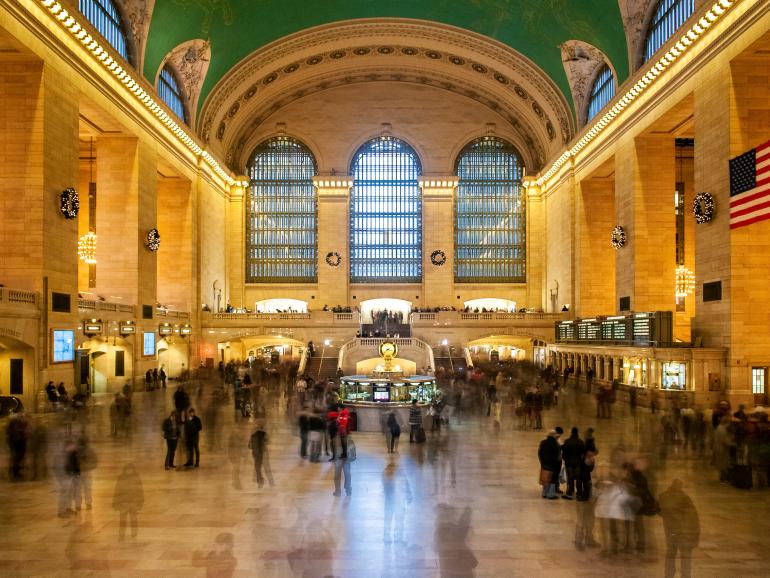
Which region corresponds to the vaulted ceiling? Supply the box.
[143,0,630,112]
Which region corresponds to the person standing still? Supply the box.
[159,366,167,388]
[409,399,422,443]
[162,411,180,470]
[184,408,202,467]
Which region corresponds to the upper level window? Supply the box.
[79,0,131,63]
[643,0,695,63]
[350,137,422,283]
[586,64,615,122]
[246,137,317,283]
[455,137,525,283]
[158,66,188,123]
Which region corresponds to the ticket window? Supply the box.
[662,362,687,390]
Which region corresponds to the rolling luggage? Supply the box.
[730,464,752,489]
[416,427,427,444]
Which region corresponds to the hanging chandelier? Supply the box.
[78,231,98,264]
[675,266,695,298]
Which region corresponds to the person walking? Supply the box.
[184,408,202,467]
[113,463,144,541]
[248,420,274,488]
[333,434,355,497]
[538,429,562,499]
[386,411,401,453]
[6,412,29,481]
[159,366,167,388]
[409,399,423,443]
[561,427,586,500]
[659,479,700,578]
[162,410,180,470]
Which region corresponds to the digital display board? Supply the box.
[556,312,672,345]
[143,332,156,356]
[52,330,75,363]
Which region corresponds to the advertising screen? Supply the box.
[52,330,75,363]
[143,332,156,357]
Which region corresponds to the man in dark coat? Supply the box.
[538,429,562,499]
[561,427,586,500]
[184,408,203,467]
[174,385,190,416]
[659,479,700,578]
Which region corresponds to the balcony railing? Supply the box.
[156,308,190,320]
[78,299,136,315]
[0,287,40,313]
[412,311,565,324]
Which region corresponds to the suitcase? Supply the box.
[730,464,752,489]
[416,427,427,444]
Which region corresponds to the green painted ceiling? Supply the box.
[144,0,629,114]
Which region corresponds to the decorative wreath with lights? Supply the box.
[611,225,626,249]
[60,187,80,220]
[325,251,341,267]
[146,228,161,252]
[692,192,714,224]
[430,249,447,266]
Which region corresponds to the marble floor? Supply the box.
[1,385,769,578]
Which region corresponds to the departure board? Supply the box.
[556,311,672,345]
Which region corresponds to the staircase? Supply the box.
[432,346,467,375]
[302,346,340,383]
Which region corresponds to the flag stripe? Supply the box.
[730,184,770,207]
[730,198,770,219]
[730,209,770,229]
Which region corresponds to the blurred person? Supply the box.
[193,532,237,578]
[594,477,638,557]
[6,411,29,481]
[248,420,274,488]
[326,406,339,460]
[160,366,167,388]
[162,410,181,470]
[538,429,562,499]
[713,417,735,483]
[298,410,309,459]
[626,458,658,555]
[76,436,97,510]
[409,399,422,443]
[57,382,69,403]
[561,427,586,500]
[174,384,190,417]
[337,405,351,459]
[28,416,48,480]
[659,479,700,578]
[227,428,243,489]
[58,438,80,517]
[152,367,159,388]
[434,504,477,578]
[112,463,144,540]
[308,412,324,463]
[574,481,600,550]
[184,408,202,467]
[532,387,544,430]
[386,411,401,453]
[382,462,412,543]
[333,434,355,497]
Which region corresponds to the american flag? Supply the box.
[729,140,770,229]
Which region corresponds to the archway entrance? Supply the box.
[360,298,411,337]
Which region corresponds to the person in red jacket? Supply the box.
[326,408,339,461]
[337,406,350,458]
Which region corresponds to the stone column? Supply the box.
[420,177,457,306]
[614,134,676,313]
[226,179,245,308]
[314,177,352,307]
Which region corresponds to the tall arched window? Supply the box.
[158,65,188,123]
[586,64,615,122]
[350,137,422,283]
[79,0,131,63]
[643,0,695,63]
[246,137,317,283]
[455,137,525,283]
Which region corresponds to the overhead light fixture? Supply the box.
[675,266,696,298]
[77,232,97,264]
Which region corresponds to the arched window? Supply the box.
[643,0,695,63]
[158,65,188,123]
[246,137,317,283]
[79,0,131,63]
[586,64,615,122]
[350,137,422,283]
[455,137,525,283]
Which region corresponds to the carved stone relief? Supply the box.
[617,0,655,72]
[162,39,211,126]
[122,0,155,70]
[560,40,612,127]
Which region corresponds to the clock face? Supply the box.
[379,341,397,358]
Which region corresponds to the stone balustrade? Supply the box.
[0,287,40,315]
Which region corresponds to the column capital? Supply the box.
[313,176,353,197]
[419,176,458,198]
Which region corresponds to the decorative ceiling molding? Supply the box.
[226,67,546,173]
[198,19,575,166]
[123,0,155,71]
[160,39,210,127]
[561,40,614,127]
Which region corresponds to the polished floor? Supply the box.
[1,384,769,578]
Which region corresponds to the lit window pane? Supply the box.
[586,65,615,122]
[158,66,187,124]
[350,137,422,283]
[643,0,695,63]
[455,137,525,283]
[246,137,317,283]
[79,0,130,63]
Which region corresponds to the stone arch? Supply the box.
[560,40,617,128]
[156,38,211,127]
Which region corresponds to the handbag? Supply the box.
[558,465,567,485]
[539,469,553,486]
[347,439,357,462]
